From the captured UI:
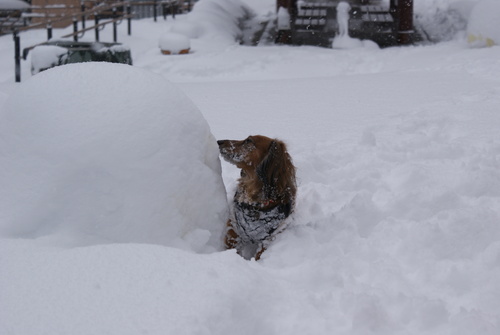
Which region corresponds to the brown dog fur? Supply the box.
[217,135,296,260]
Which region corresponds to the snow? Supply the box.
[1,0,500,334]
[159,32,191,53]
[0,62,227,251]
[332,1,379,49]
[0,0,29,10]
[467,0,500,47]
[277,6,291,30]
[186,0,254,44]
[31,45,67,74]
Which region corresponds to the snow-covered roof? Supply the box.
[0,0,30,10]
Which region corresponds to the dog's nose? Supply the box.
[217,140,226,146]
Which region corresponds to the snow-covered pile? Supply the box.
[467,0,500,46]
[177,0,255,44]
[415,0,500,45]
[414,0,470,42]
[0,62,227,251]
[159,32,191,54]
[31,45,67,74]
[332,1,379,49]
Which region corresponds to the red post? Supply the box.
[397,0,414,45]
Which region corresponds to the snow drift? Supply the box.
[467,0,500,47]
[169,0,255,45]
[1,0,500,334]
[0,62,227,251]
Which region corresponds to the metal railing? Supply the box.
[10,0,193,82]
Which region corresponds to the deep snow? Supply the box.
[0,63,227,251]
[1,0,500,334]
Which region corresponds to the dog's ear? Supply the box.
[257,140,295,201]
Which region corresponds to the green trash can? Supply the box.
[31,41,132,74]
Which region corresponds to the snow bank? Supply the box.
[467,0,500,47]
[0,62,227,251]
[414,0,473,42]
[159,32,191,54]
[186,0,255,44]
[31,45,68,74]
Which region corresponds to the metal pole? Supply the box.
[73,17,78,42]
[127,5,132,35]
[113,7,117,42]
[95,15,99,41]
[81,1,86,29]
[153,0,157,22]
[13,30,21,83]
[47,22,53,40]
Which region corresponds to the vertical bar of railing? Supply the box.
[47,21,53,40]
[113,7,117,42]
[153,0,157,22]
[81,1,86,29]
[127,5,132,35]
[95,14,100,41]
[73,17,78,42]
[13,30,21,83]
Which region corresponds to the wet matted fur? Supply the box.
[217,135,296,260]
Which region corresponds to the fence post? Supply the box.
[95,15,100,41]
[113,7,117,42]
[81,1,86,29]
[47,21,53,40]
[127,5,132,35]
[153,0,157,22]
[13,30,21,83]
[73,17,78,42]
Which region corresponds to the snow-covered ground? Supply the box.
[1,0,500,334]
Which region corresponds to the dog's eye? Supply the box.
[244,137,253,145]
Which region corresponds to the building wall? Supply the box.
[31,0,84,28]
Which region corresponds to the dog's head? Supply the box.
[217,135,274,168]
[217,135,296,202]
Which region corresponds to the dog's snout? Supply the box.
[217,140,226,146]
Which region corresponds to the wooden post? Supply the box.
[397,0,413,45]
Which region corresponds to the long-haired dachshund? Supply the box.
[217,135,296,260]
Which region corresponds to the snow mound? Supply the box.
[0,62,227,252]
[170,20,202,39]
[31,45,67,74]
[467,0,500,47]
[188,0,254,44]
[159,32,191,54]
